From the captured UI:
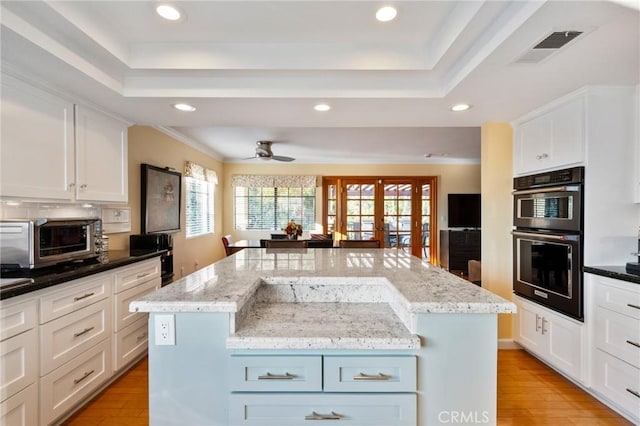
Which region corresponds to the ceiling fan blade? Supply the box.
[271,155,295,162]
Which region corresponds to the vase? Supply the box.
[286,234,297,240]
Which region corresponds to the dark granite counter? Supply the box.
[584,265,640,285]
[0,249,165,300]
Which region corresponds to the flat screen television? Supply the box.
[447,193,481,229]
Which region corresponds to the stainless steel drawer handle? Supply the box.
[136,332,148,342]
[626,388,640,399]
[257,372,297,380]
[73,369,95,385]
[353,372,391,381]
[73,326,95,338]
[627,303,640,310]
[626,340,640,349]
[305,411,344,420]
[74,292,95,301]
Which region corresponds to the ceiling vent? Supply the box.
[515,30,584,64]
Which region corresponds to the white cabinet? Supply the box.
[74,104,128,202]
[0,297,38,407]
[0,383,38,426]
[514,295,585,382]
[0,73,129,203]
[112,257,160,371]
[587,274,640,423]
[513,96,584,175]
[38,272,113,425]
[0,74,75,200]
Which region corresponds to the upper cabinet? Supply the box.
[0,74,129,203]
[513,96,584,175]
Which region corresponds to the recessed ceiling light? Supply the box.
[156,4,183,21]
[5,200,21,206]
[450,104,471,112]
[172,103,196,112]
[376,6,397,22]
[314,103,331,112]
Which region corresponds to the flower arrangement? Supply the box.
[282,220,303,237]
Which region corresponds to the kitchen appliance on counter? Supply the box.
[0,218,102,270]
[130,233,174,285]
[512,167,585,320]
[625,232,640,274]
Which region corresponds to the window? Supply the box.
[184,161,217,238]
[232,175,316,231]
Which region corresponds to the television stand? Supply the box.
[439,230,481,276]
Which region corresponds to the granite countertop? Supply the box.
[131,249,515,350]
[0,249,166,300]
[584,265,640,285]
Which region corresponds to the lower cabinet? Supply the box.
[0,383,38,426]
[229,354,417,425]
[513,295,585,382]
[40,338,112,423]
[229,393,416,425]
[113,316,149,371]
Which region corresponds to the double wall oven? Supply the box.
[512,167,584,321]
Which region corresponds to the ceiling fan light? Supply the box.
[172,103,196,112]
[156,4,183,21]
[376,6,397,22]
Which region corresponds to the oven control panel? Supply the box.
[514,166,584,190]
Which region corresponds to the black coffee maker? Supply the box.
[625,231,640,274]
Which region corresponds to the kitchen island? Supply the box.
[131,248,516,425]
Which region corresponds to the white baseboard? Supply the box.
[498,339,522,350]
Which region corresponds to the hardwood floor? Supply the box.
[63,350,632,425]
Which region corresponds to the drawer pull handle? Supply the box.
[73,369,95,385]
[626,388,640,399]
[74,292,95,302]
[137,272,150,278]
[136,332,148,342]
[73,326,95,338]
[257,372,297,380]
[305,411,343,420]
[627,303,640,311]
[353,372,391,381]
[626,340,640,349]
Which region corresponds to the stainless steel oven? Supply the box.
[512,167,584,321]
[513,230,582,319]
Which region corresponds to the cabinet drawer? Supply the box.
[595,306,640,368]
[0,298,36,341]
[113,259,161,294]
[324,356,416,392]
[0,328,37,403]
[114,316,148,371]
[595,277,640,320]
[114,277,158,332]
[40,338,112,425]
[40,274,110,324]
[40,298,111,375]
[229,356,322,392]
[229,393,416,425]
[592,349,640,422]
[0,383,38,426]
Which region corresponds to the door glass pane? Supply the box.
[421,184,431,259]
[345,183,375,240]
[326,183,337,234]
[383,183,412,250]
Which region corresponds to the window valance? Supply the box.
[231,175,317,188]
[184,161,218,184]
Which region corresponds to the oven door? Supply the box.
[513,185,582,232]
[513,230,582,321]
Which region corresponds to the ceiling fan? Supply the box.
[245,141,295,162]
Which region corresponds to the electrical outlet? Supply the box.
[155,314,175,346]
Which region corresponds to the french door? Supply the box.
[323,177,437,262]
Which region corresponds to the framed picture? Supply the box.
[141,163,181,234]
